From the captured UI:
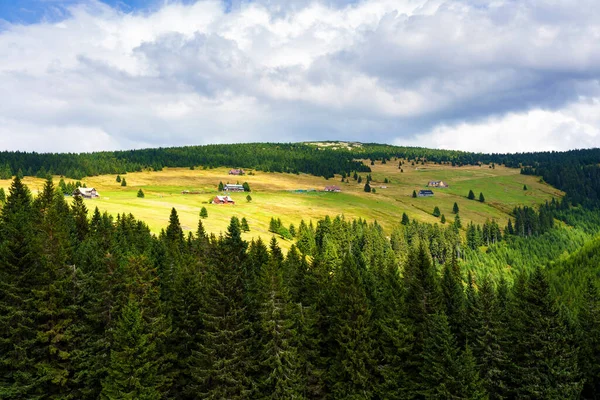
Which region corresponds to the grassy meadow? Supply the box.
[3,160,563,248]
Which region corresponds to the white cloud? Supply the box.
[400,98,600,153]
[0,0,599,152]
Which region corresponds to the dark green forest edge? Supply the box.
[1,143,600,398]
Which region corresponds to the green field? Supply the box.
[3,160,562,248]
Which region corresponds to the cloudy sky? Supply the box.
[1,0,599,153]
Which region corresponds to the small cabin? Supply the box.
[324,185,341,192]
[418,190,434,197]
[73,187,100,198]
[229,169,245,175]
[213,195,235,205]
[223,184,245,192]
[427,180,449,188]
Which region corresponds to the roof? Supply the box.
[74,187,99,196]
[419,190,434,194]
[324,185,341,191]
[224,184,244,188]
[215,195,234,202]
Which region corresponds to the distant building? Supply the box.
[428,180,449,188]
[418,190,434,197]
[73,187,100,198]
[229,169,245,175]
[223,184,245,192]
[212,195,235,204]
[324,185,341,192]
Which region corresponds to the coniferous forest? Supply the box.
[1,143,600,399]
[0,173,599,399]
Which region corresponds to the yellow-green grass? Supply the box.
[0,161,563,249]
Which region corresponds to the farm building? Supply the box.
[428,180,449,188]
[229,169,245,175]
[73,187,100,198]
[212,195,235,205]
[418,190,434,197]
[224,184,245,192]
[324,185,341,192]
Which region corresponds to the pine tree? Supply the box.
[188,217,251,399]
[0,177,41,398]
[419,313,461,398]
[256,245,304,398]
[241,217,250,232]
[473,277,510,399]
[578,278,600,398]
[100,297,170,399]
[71,194,89,243]
[401,212,410,225]
[327,254,376,398]
[508,267,582,398]
[441,255,465,346]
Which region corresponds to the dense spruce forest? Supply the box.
[1,142,600,206]
[1,174,600,399]
[1,143,600,399]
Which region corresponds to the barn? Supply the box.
[213,195,235,204]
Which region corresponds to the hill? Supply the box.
[1,159,561,245]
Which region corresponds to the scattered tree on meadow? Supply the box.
[137,189,144,198]
[453,202,459,214]
[121,178,127,187]
[200,206,208,218]
[433,206,441,217]
[246,194,252,203]
[468,190,475,200]
[479,193,485,203]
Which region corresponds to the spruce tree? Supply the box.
[468,190,475,200]
[199,206,208,219]
[412,190,417,198]
[0,177,40,398]
[241,217,250,232]
[508,267,582,398]
[256,244,304,398]
[479,192,485,202]
[0,187,5,202]
[101,297,170,399]
[188,217,251,399]
[433,206,441,217]
[364,182,371,192]
[327,254,376,398]
[473,276,510,399]
[578,278,600,398]
[453,202,459,214]
[137,189,144,198]
[401,212,410,225]
[120,178,127,187]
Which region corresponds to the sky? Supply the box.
[0,0,599,153]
